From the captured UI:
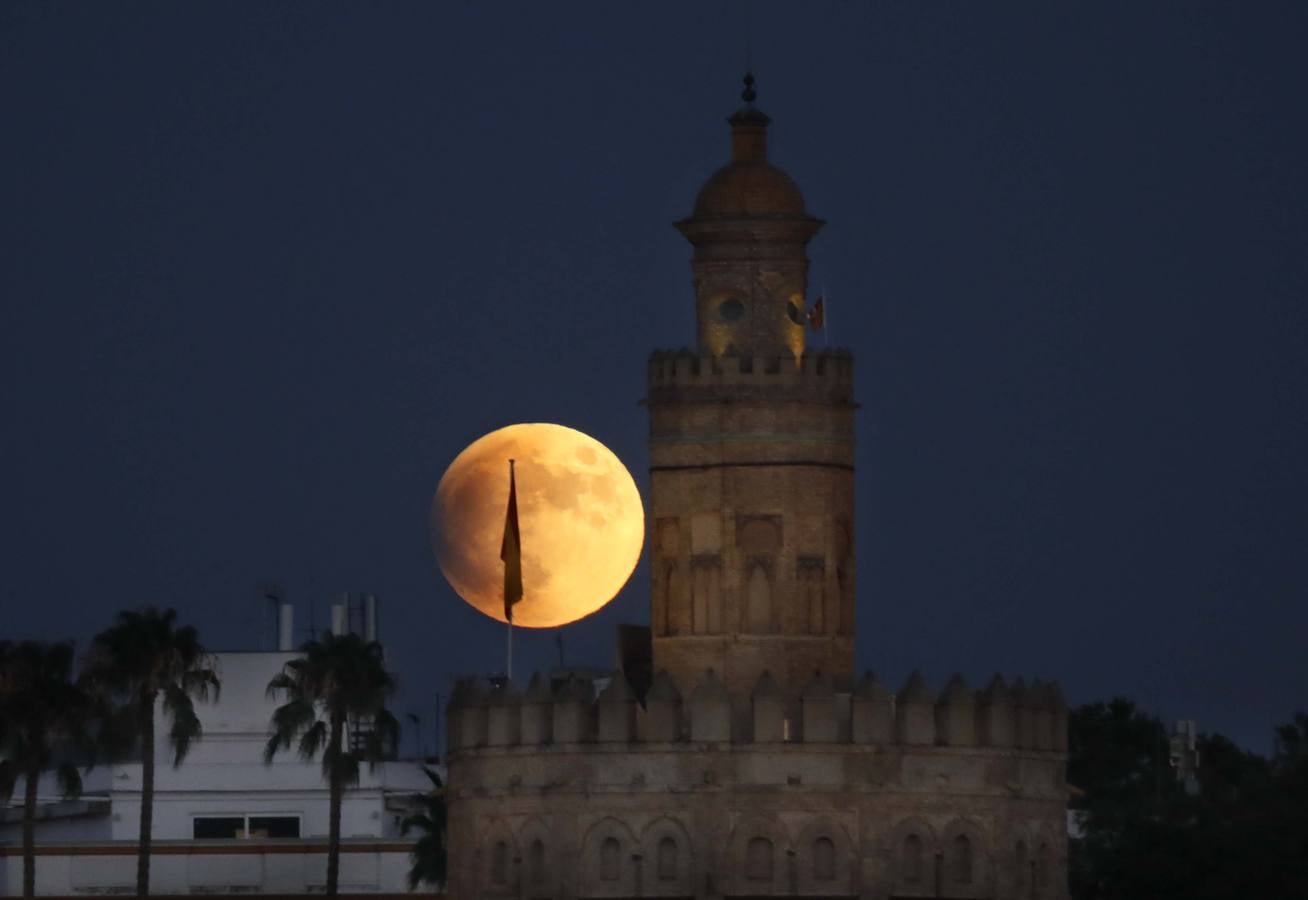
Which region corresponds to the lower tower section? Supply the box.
[646,349,856,700]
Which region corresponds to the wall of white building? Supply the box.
[0,841,427,895]
[0,650,438,895]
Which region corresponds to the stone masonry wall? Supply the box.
[445,669,1069,900]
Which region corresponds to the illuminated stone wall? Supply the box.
[444,670,1069,900]
[646,349,857,703]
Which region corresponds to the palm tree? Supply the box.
[265,631,399,897]
[401,765,447,890]
[0,641,94,898]
[82,608,219,897]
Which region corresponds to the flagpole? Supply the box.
[506,617,512,681]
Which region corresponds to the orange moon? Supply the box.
[431,423,645,628]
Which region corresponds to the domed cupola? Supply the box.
[690,75,810,219]
[676,73,823,359]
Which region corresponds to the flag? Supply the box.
[807,296,825,331]
[500,460,523,622]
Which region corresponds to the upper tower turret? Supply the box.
[649,78,854,712]
[676,74,824,360]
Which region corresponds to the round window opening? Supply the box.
[787,301,804,326]
[718,298,745,321]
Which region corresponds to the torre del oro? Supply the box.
[444,76,1070,900]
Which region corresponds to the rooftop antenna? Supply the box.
[259,582,284,650]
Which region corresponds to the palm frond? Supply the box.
[361,707,401,769]
[164,686,202,766]
[55,762,83,800]
[264,699,318,763]
[296,720,328,762]
[0,760,15,804]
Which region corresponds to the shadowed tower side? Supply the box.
[647,74,856,705]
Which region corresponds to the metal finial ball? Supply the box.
[742,71,756,104]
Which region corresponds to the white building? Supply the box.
[1,612,439,896]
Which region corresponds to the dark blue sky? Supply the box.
[2,2,1305,753]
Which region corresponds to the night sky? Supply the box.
[3,3,1305,754]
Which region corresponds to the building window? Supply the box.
[951,834,973,883]
[192,815,299,839]
[745,837,773,881]
[491,840,509,885]
[814,836,835,880]
[1015,841,1029,896]
[1037,843,1051,897]
[600,837,621,882]
[902,834,924,883]
[657,836,677,881]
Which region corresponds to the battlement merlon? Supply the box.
[646,349,855,401]
[446,669,1069,757]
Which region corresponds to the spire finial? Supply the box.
[741,71,756,106]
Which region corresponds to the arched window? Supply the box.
[746,836,773,881]
[951,834,973,883]
[600,837,621,882]
[528,839,546,887]
[814,836,835,880]
[746,565,771,633]
[491,841,509,885]
[657,836,677,881]
[692,561,722,635]
[902,834,924,882]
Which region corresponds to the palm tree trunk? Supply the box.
[137,693,156,897]
[22,763,39,898]
[327,712,344,897]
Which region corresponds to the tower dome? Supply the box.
[688,74,810,218]
[676,73,823,360]
[692,160,807,217]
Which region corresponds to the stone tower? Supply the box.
[443,78,1071,900]
[648,74,856,702]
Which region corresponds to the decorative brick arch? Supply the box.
[795,817,855,895]
[1010,821,1058,900]
[475,817,519,898]
[889,817,939,895]
[516,816,554,900]
[940,817,990,897]
[1032,823,1063,900]
[579,816,639,898]
[727,816,792,896]
[640,816,693,897]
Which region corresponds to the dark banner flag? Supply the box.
[501,460,523,622]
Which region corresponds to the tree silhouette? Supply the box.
[265,631,399,897]
[82,608,219,897]
[0,641,94,898]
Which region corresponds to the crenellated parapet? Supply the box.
[646,348,854,406]
[446,667,1068,755]
[445,667,1071,900]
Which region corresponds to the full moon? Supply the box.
[431,423,645,628]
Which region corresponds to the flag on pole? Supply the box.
[807,296,825,331]
[501,459,523,622]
